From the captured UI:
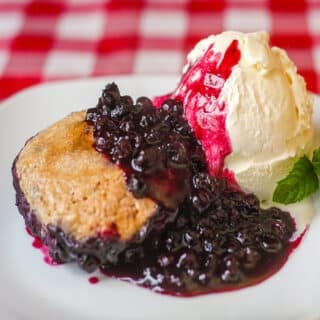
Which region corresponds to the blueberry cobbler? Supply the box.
[12,82,297,296]
[12,31,317,296]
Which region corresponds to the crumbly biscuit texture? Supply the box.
[16,111,157,241]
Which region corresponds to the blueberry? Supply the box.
[95,118,107,132]
[136,96,153,108]
[190,154,207,172]
[169,274,183,288]
[145,131,161,145]
[104,83,120,102]
[161,99,183,116]
[192,173,212,190]
[166,142,188,169]
[120,95,134,107]
[96,137,106,152]
[139,110,157,128]
[224,237,242,256]
[154,122,170,134]
[110,103,129,120]
[175,214,188,229]
[242,246,261,269]
[259,233,282,253]
[128,175,147,198]
[78,254,99,273]
[176,251,198,270]
[113,137,132,159]
[157,254,174,268]
[86,108,100,123]
[203,239,213,253]
[182,231,198,248]
[174,122,191,137]
[124,246,144,263]
[191,190,212,213]
[119,120,135,132]
[165,232,181,252]
[204,254,217,270]
[220,268,241,283]
[269,216,293,240]
[197,272,210,285]
[131,148,163,173]
[101,92,114,106]
[132,134,143,149]
[223,254,240,270]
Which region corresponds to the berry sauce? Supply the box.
[86,83,296,296]
[154,40,241,182]
[88,276,100,284]
[26,228,59,266]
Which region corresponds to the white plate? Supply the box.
[0,75,320,320]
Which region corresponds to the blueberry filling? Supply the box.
[85,83,296,295]
[86,83,205,210]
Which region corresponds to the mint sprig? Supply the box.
[273,149,320,205]
[312,148,320,176]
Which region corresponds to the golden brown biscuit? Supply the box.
[12,111,176,271]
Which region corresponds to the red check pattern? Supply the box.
[0,0,319,100]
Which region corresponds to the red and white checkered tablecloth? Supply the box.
[0,0,319,100]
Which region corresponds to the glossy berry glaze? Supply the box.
[154,40,241,183]
[26,228,58,265]
[86,83,296,296]
[87,85,205,210]
[88,276,100,284]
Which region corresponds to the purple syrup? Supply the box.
[32,237,42,249]
[85,83,296,296]
[26,228,59,266]
[88,276,100,284]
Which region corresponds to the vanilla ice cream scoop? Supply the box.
[155,31,314,201]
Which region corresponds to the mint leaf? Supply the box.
[312,147,320,176]
[273,156,319,204]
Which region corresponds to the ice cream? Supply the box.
[155,31,314,201]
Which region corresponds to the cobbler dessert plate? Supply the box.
[0,75,320,320]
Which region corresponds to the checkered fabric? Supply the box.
[0,0,319,100]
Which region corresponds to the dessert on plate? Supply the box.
[12,31,317,296]
[12,110,176,271]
